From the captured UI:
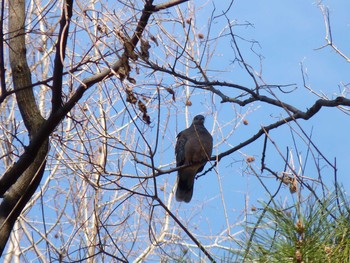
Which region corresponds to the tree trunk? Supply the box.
[0,0,49,255]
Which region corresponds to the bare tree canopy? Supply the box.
[0,0,350,262]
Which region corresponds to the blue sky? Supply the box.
[100,0,350,259]
[168,0,350,253]
[9,0,350,261]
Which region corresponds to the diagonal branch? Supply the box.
[156,198,217,263]
[0,0,189,199]
[214,96,350,162]
[0,0,6,97]
[51,0,74,113]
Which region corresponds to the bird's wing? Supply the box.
[175,130,187,167]
[194,129,213,172]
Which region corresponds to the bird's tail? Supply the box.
[175,173,195,203]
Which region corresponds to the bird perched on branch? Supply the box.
[175,115,213,203]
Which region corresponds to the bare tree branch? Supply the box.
[51,0,74,112]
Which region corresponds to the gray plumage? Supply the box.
[175,115,213,203]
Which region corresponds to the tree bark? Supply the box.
[0,0,49,255]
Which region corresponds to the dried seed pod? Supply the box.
[140,39,151,60]
[138,100,147,113]
[126,89,137,104]
[289,177,297,194]
[246,156,255,163]
[295,249,302,262]
[185,99,192,106]
[150,35,158,46]
[142,112,151,124]
[165,87,175,101]
[296,219,304,234]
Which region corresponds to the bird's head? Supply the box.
[192,115,205,126]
